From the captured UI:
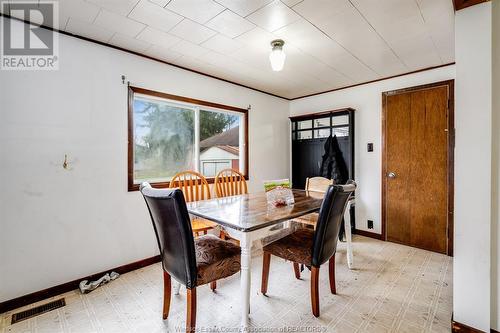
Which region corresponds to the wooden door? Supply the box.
[382,81,453,255]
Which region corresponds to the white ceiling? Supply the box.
[1,0,455,99]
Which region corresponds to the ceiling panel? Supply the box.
[297,1,407,76]
[430,30,455,64]
[350,0,447,72]
[246,1,301,32]
[234,27,277,52]
[4,0,455,98]
[149,0,170,6]
[417,0,455,63]
[390,33,443,70]
[201,51,250,72]
[292,0,352,24]
[109,33,151,53]
[65,17,114,42]
[166,0,225,24]
[280,0,303,7]
[174,55,219,74]
[144,45,183,63]
[201,34,244,54]
[231,47,271,71]
[128,0,183,33]
[86,0,140,16]
[314,46,378,82]
[205,10,256,38]
[94,9,145,37]
[213,0,274,17]
[281,44,353,86]
[274,19,333,52]
[169,19,217,44]
[170,40,210,58]
[136,27,180,49]
[59,0,100,28]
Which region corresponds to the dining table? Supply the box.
[187,189,329,327]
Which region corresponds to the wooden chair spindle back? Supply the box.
[214,169,248,198]
[170,171,211,202]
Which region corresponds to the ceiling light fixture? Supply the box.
[269,39,286,72]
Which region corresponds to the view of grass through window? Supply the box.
[133,94,242,185]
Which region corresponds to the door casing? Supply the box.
[381,80,455,256]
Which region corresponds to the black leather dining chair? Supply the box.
[140,183,241,332]
[260,181,356,317]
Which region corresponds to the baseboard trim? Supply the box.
[353,228,384,240]
[451,319,488,333]
[0,255,161,314]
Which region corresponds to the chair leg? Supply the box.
[293,262,301,279]
[261,251,271,295]
[311,266,320,317]
[186,288,196,333]
[329,254,336,294]
[163,271,171,320]
[210,281,217,291]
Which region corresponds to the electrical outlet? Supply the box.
[367,220,374,229]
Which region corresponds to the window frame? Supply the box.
[128,86,249,191]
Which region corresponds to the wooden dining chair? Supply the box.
[293,177,334,228]
[214,168,248,198]
[214,169,248,241]
[170,171,217,237]
[140,183,241,333]
[261,181,356,317]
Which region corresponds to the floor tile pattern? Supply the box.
[0,236,452,332]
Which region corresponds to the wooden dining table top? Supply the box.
[186,189,325,232]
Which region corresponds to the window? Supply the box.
[291,111,351,140]
[128,87,248,191]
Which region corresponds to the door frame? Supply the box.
[381,80,455,256]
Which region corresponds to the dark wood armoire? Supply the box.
[290,108,355,190]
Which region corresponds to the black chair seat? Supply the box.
[195,234,240,286]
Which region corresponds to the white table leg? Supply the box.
[172,280,181,295]
[239,233,252,328]
[344,201,354,269]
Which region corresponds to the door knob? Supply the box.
[387,172,397,179]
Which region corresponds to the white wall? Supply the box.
[0,19,290,302]
[289,65,455,234]
[491,0,500,330]
[454,3,492,331]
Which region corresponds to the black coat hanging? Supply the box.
[319,135,349,185]
[319,134,350,241]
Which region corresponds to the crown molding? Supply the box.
[453,0,491,11]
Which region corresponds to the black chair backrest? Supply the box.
[140,183,198,289]
[311,181,356,267]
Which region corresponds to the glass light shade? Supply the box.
[269,47,286,71]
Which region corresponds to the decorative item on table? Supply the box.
[263,179,295,207]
